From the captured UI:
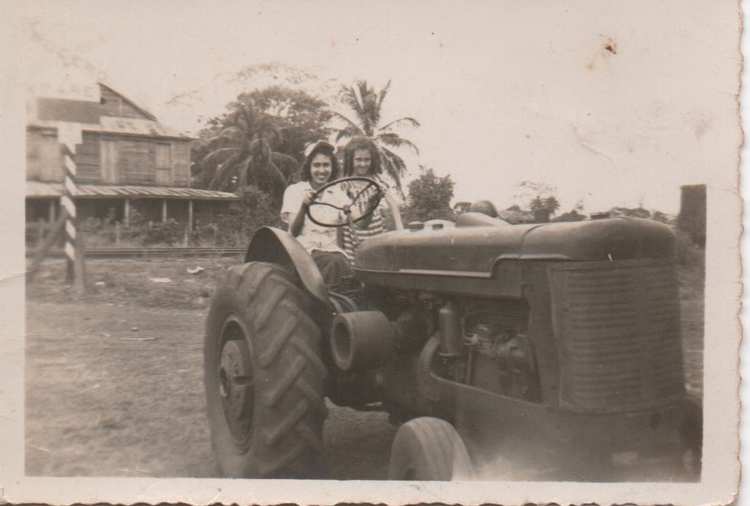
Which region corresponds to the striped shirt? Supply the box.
[341,176,390,258]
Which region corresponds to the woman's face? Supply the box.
[353,149,373,176]
[310,153,333,188]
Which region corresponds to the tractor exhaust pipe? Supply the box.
[331,311,395,371]
[438,301,463,358]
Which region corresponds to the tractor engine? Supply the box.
[458,300,540,402]
[325,215,693,470]
[327,291,542,418]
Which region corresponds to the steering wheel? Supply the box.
[305,176,384,228]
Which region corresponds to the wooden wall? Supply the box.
[172,142,190,186]
[75,133,100,183]
[27,129,191,187]
[99,86,151,120]
[26,129,63,182]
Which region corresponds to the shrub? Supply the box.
[142,219,185,246]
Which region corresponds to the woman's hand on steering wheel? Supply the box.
[305,176,384,228]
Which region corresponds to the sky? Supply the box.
[10,0,742,214]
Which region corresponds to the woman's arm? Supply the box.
[289,189,315,237]
[289,203,307,237]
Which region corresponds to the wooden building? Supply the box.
[25,82,238,231]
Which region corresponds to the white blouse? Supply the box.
[280,181,350,256]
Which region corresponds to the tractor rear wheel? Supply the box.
[388,417,474,480]
[204,262,328,478]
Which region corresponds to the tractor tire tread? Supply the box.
[205,262,326,478]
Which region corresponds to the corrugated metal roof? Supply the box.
[29,91,191,140]
[99,116,186,138]
[37,98,102,124]
[27,181,239,201]
[29,117,189,140]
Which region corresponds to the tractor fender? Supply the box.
[244,227,332,310]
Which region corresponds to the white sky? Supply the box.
[11,0,742,214]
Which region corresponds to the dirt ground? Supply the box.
[25,255,703,478]
[26,257,395,478]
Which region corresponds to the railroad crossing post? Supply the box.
[58,124,87,293]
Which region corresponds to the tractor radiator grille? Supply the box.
[550,259,685,412]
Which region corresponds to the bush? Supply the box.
[37,187,282,249]
[80,217,119,247]
[142,219,185,246]
[188,186,281,247]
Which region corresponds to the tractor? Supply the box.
[203,176,701,481]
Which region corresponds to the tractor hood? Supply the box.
[353,216,675,275]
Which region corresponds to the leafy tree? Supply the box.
[193,86,335,194]
[611,206,651,219]
[529,195,560,222]
[651,210,672,224]
[193,98,297,203]
[239,86,333,167]
[553,209,586,222]
[332,80,419,190]
[403,167,455,222]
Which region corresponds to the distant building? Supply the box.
[25,82,238,230]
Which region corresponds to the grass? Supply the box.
[27,255,239,310]
[25,301,214,476]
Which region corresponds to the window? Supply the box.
[155,144,172,185]
[155,144,171,169]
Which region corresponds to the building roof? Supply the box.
[29,116,188,140]
[28,83,191,140]
[26,181,239,201]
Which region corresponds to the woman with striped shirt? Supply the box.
[340,137,403,258]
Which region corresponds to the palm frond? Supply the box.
[236,155,253,191]
[210,126,244,144]
[238,103,259,131]
[335,125,362,142]
[376,132,420,155]
[330,111,365,134]
[355,81,376,134]
[378,147,407,191]
[340,83,372,134]
[208,152,244,190]
[199,147,241,168]
[264,160,288,193]
[379,116,421,131]
[261,124,284,148]
[339,85,365,117]
[376,80,392,113]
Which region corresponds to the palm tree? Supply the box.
[332,80,420,190]
[197,99,298,202]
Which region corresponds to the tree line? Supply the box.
[190,80,682,232]
[191,81,419,206]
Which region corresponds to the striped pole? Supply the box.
[58,124,84,289]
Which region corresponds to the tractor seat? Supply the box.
[456,212,511,228]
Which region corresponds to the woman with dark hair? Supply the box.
[340,136,403,257]
[281,141,352,285]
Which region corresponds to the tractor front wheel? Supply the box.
[388,417,474,480]
[204,262,328,478]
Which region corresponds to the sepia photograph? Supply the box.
[0,0,742,504]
